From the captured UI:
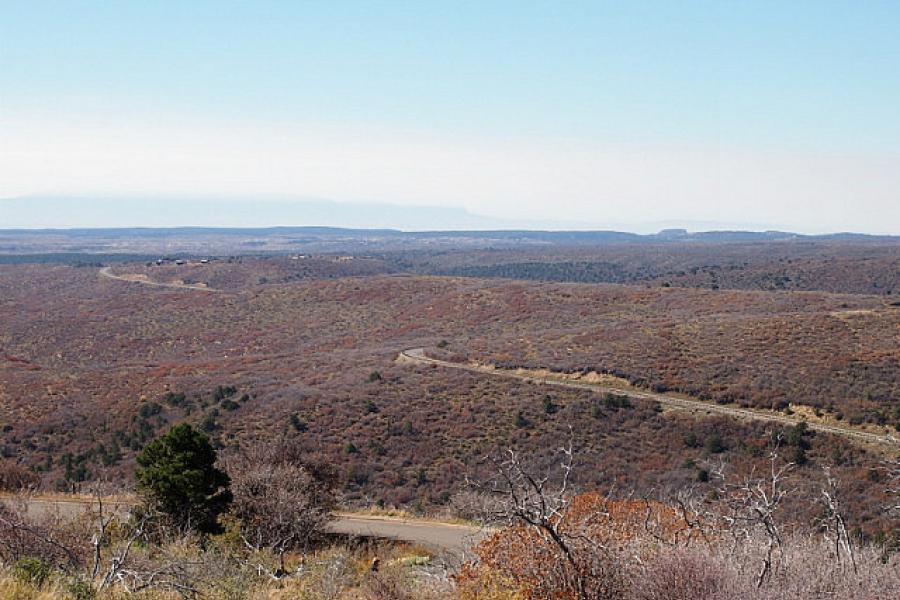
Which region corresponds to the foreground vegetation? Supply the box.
[0,538,446,600]
[3,526,898,600]
[2,424,898,599]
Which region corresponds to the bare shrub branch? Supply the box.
[228,439,336,572]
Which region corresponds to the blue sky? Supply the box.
[2,1,899,232]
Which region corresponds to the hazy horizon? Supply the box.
[2,2,899,234]
[0,195,848,235]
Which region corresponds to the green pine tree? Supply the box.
[135,423,231,534]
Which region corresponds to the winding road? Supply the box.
[3,496,483,552]
[97,264,895,448]
[99,266,221,292]
[399,348,898,448]
[329,514,483,551]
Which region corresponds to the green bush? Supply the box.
[66,578,96,600]
[212,385,237,402]
[543,395,557,414]
[13,557,53,587]
[705,434,726,454]
[164,391,187,407]
[603,392,632,409]
[138,401,163,418]
[289,413,307,432]
[514,411,529,428]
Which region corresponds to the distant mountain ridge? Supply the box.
[0,197,532,231]
[6,196,894,238]
[1,226,896,243]
[3,198,898,254]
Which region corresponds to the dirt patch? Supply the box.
[516,367,633,389]
[829,309,878,319]
[116,273,151,283]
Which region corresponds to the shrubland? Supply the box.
[0,258,897,536]
[402,241,900,295]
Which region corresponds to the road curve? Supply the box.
[329,514,484,552]
[399,348,898,448]
[3,496,483,552]
[99,266,221,292]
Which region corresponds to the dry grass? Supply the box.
[0,544,452,600]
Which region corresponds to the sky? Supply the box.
[1,1,899,233]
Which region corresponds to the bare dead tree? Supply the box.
[479,442,576,542]
[93,503,226,598]
[643,486,714,549]
[113,561,201,597]
[469,439,606,600]
[705,448,795,588]
[87,485,119,582]
[816,466,857,575]
[886,458,900,517]
[97,514,148,591]
[0,499,81,569]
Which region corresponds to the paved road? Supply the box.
[3,496,483,552]
[329,514,484,551]
[400,348,898,448]
[1,496,127,522]
[99,266,221,292]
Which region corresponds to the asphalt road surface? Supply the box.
[3,496,484,552]
[329,514,485,551]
